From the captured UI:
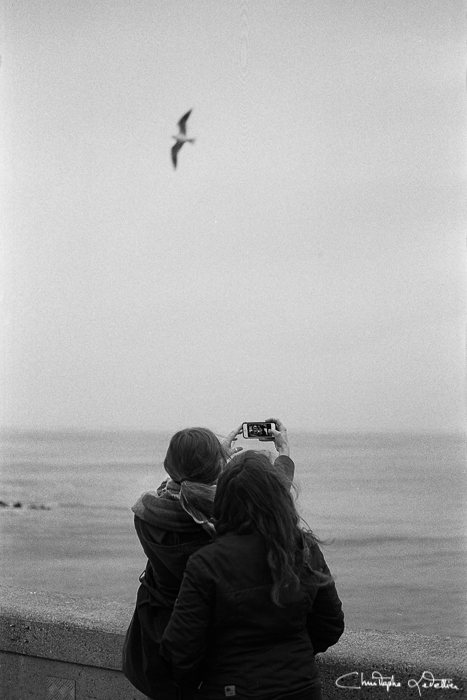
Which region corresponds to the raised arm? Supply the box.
[261,417,295,483]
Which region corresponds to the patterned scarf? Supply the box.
[131,478,212,533]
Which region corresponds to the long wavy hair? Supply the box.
[213,450,329,605]
[164,428,228,534]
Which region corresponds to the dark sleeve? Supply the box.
[273,455,295,484]
[159,554,214,689]
[306,550,345,654]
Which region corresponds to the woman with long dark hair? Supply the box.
[160,450,344,700]
[123,420,295,700]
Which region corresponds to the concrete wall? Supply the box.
[0,586,465,699]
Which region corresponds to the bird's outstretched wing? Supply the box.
[177,109,192,136]
[171,141,183,168]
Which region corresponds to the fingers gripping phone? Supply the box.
[242,422,276,440]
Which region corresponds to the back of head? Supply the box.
[214,450,323,604]
[214,450,298,538]
[164,427,227,484]
[164,428,228,533]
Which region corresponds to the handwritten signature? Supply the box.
[336,672,401,692]
[335,670,461,694]
[408,672,461,696]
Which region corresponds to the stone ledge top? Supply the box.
[321,626,466,676]
[0,586,135,668]
[1,586,466,678]
[0,585,132,635]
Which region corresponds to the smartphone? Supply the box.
[242,422,275,440]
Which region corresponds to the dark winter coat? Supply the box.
[160,533,344,700]
[122,456,295,699]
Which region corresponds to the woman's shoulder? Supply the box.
[188,533,265,570]
[132,487,207,534]
[135,516,210,545]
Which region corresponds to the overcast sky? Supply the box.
[1,0,466,434]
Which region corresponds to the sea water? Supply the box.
[0,429,465,638]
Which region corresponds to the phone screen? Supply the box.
[246,422,272,438]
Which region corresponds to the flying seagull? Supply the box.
[171,110,195,169]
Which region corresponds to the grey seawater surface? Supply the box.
[0,429,465,637]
